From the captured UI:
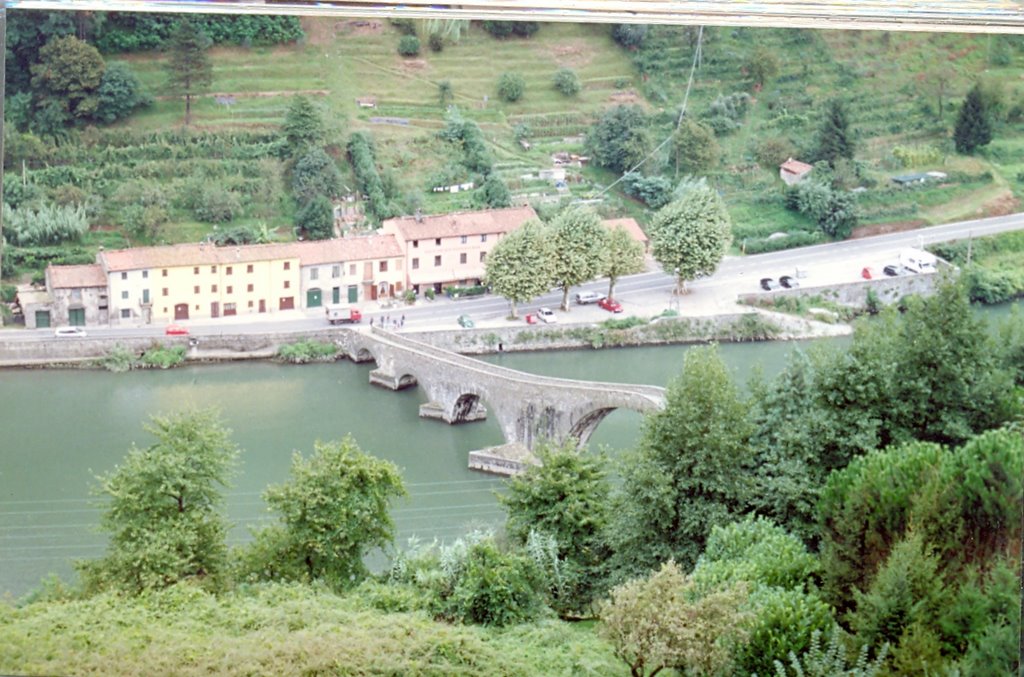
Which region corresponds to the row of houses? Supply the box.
[23,206,646,329]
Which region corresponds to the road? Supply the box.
[6,211,1023,343]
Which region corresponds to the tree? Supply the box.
[547,206,609,311]
[587,105,652,174]
[602,225,646,301]
[497,72,525,102]
[79,410,239,593]
[649,185,732,294]
[744,45,780,89]
[814,99,855,168]
[251,437,406,589]
[478,173,511,208]
[281,95,325,157]
[553,68,581,96]
[294,195,334,240]
[672,117,720,176]
[599,560,750,677]
[499,441,612,615]
[954,84,993,154]
[484,219,552,319]
[437,80,453,107]
[164,19,213,127]
[397,35,420,57]
[291,147,344,203]
[94,62,151,124]
[610,345,752,578]
[611,24,648,50]
[29,35,105,128]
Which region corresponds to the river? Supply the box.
[0,302,1017,598]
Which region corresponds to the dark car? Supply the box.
[779,275,799,289]
[883,265,901,277]
[760,278,777,291]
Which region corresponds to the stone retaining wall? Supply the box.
[738,270,942,309]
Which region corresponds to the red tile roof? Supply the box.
[779,158,814,176]
[602,218,649,244]
[47,264,107,289]
[382,206,538,242]
[98,235,403,272]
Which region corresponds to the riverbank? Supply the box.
[0,307,851,369]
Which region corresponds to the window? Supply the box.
[162,288,169,297]
[412,258,419,270]
[226,286,233,294]
[247,264,254,273]
[460,235,468,244]
[332,265,341,278]
[211,285,218,293]
[310,268,319,281]
[459,253,467,264]
[226,266,232,276]
[284,281,290,289]
[379,261,388,272]
[211,265,217,274]
[481,234,488,242]
[247,283,254,292]
[284,261,291,271]
[413,240,419,248]
[121,272,127,280]
[434,255,442,267]
[121,309,131,319]
[194,286,200,294]
[480,252,486,262]
[248,300,254,308]
[162,308,167,314]
[162,269,168,277]
[194,267,200,275]
[142,270,149,279]
[71,289,82,302]
[121,290,129,300]
[435,238,441,246]
[224,303,236,314]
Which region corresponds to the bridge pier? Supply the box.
[419,401,487,424]
[368,369,418,390]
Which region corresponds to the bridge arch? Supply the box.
[567,406,618,445]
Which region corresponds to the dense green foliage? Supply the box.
[547,206,609,311]
[95,61,152,124]
[552,68,581,97]
[29,36,106,133]
[672,117,720,175]
[290,148,344,204]
[275,339,338,364]
[397,35,421,57]
[586,105,652,174]
[91,12,303,52]
[954,84,993,153]
[786,180,860,239]
[2,203,88,246]
[602,224,646,300]
[240,438,406,590]
[814,99,855,167]
[484,219,552,318]
[648,184,733,292]
[497,72,526,103]
[346,131,397,223]
[78,411,239,594]
[280,95,326,158]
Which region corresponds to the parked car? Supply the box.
[883,264,901,277]
[779,275,799,289]
[598,297,623,313]
[165,324,189,336]
[457,314,475,328]
[574,291,606,305]
[536,307,558,323]
[760,278,778,291]
[861,267,875,280]
[54,326,86,338]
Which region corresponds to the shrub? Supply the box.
[2,203,89,246]
[276,339,338,364]
[428,32,444,52]
[497,72,525,103]
[552,68,581,97]
[194,187,241,223]
[397,35,420,57]
[621,172,674,209]
[389,18,417,35]
[139,345,187,369]
[612,24,648,49]
[437,539,544,626]
[482,21,514,38]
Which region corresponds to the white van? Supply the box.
[898,249,937,274]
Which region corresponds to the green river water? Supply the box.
[0,302,1016,598]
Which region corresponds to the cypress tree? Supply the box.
[815,99,855,168]
[953,84,992,154]
[164,19,213,127]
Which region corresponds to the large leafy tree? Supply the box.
[499,441,612,615]
[547,206,609,311]
[599,560,750,677]
[94,62,151,124]
[744,45,780,89]
[281,95,325,158]
[164,19,213,127]
[79,410,239,593]
[484,219,552,319]
[671,117,719,176]
[610,345,752,579]
[248,437,406,589]
[602,225,646,301]
[6,10,76,95]
[953,84,993,154]
[294,195,334,240]
[586,105,652,174]
[649,184,732,294]
[814,98,855,168]
[29,35,105,131]
[291,147,344,203]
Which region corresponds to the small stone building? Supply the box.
[46,264,109,327]
[779,158,814,186]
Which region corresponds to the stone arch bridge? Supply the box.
[337,328,666,468]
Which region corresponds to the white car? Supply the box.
[54,326,87,338]
[536,307,558,323]
[574,291,605,305]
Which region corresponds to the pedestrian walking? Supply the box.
[369,317,374,327]
[401,315,405,327]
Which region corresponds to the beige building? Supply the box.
[381,206,538,294]
[296,235,405,308]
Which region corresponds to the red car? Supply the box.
[165,324,189,336]
[598,297,623,313]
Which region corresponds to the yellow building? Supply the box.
[96,235,404,325]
